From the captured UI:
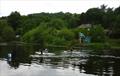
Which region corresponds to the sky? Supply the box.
[0,0,120,17]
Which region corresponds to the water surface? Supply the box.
[0,45,120,76]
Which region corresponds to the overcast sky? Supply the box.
[0,0,120,17]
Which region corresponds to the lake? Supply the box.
[0,45,120,76]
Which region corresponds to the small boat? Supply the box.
[36,52,55,56]
[35,48,55,56]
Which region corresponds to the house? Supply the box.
[79,32,85,43]
[78,24,92,43]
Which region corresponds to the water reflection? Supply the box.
[0,45,120,76]
[7,47,19,69]
[0,45,32,69]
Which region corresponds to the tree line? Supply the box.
[0,5,120,47]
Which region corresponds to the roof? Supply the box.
[78,24,91,28]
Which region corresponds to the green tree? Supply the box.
[86,8,104,24]
[47,18,67,30]
[59,28,75,41]
[114,6,120,15]
[91,25,106,42]
[7,11,21,31]
[22,29,45,48]
[0,20,15,42]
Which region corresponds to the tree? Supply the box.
[47,18,67,30]
[22,25,45,48]
[0,20,15,42]
[79,13,87,24]
[86,8,104,24]
[7,11,21,31]
[100,4,107,12]
[59,28,75,41]
[91,25,106,42]
[114,6,120,15]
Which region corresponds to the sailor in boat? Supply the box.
[38,48,48,55]
[44,48,48,53]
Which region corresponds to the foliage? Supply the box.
[22,22,75,47]
[58,28,75,41]
[0,5,120,47]
[22,25,46,48]
[91,25,106,42]
[7,11,21,31]
[79,5,120,38]
[0,20,15,42]
[47,18,67,30]
[73,24,105,43]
